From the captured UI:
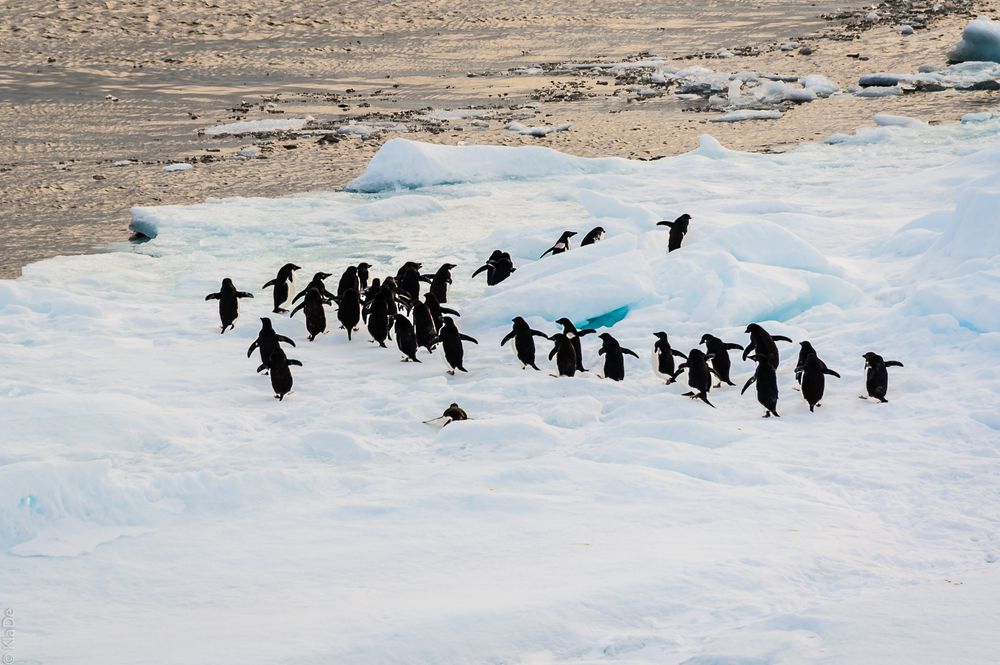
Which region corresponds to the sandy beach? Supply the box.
[1,0,997,276]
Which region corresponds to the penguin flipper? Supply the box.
[548,347,558,361]
[672,349,688,359]
[531,329,548,338]
[500,331,515,347]
[287,359,303,367]
[205,293,220,300]
[539,247,555,258]
[725,342,745,351]
[263,279,277,289]
[598,348,605,356]
[885,361,904,368]
[289,303,305,318]
[247,340,259,357]
[256,362,268,373]
[741,376,757,395]
[460,334,479,344]
[237,291,254,299]
[471,264,489,278]
[772,335,793,343]
[824,369,841,378]
[657,220,675,228]
[578,328,597,336]
[440,307,460,316]
[622,348,640,359]
[742,342,755,361]
[277,335,296,346]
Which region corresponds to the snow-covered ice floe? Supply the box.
[949,16,1000,63]
[203,117,314,136]
[506,121,572,137]
[3,116,1000,664]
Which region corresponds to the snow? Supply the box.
[160,162,193,172]
[711,109,783,122]
[801,74,840,97]
[4,115,1000,664]
[949,16,1000,63]
[858,61,1000,90]
[203,117,313,136]
[506,121,572,136]
[873,113,928,128]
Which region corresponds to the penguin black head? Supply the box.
[441,263,457,271]
[699,333,715,346]
[357,262,371,270]
[370,277,382,289]
[654,331,669,341]
[688,348,708,361]
[512,316,527,326]
[676,214,691,223]
[555,317,574,330]
[344,265,357,275]
[314,272,332,281]
[598,332,613,341]
[863,351,883,366]
[260,317,273,329]
[442,316,455,327]
[500,252,513,260]
[745,323,763,335]
[800,341,816,353]
[563,231,578,238]
[222,277,235,288]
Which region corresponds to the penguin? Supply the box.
[413,298,439,353]
[337,287,362,340]
[652,331,687,384]
[548,333,578,377]
[581,226,605,246]
[794,341,818,385]
[472,250,502,283]
[500,316,549,370]
[356,262,371,291]
[396,261,425,304]
[656,213,691,252]
[800,353,841,412]
[289,287,329,341]
[555,317,597,372]
[267,348,302,401]
[262,263,301,314]
[337,265,359,298]
[247,317,296,373]
[205,278,254,333]
[423,292,460,331]
[432,317,479,374]
[699,333,745,387]
[539,231,577,258]
[292,272,335,304]
[366,296,391,347]
[743,323,793,370]
[741,357,780,417]
[394,314,421,362]
[472,250,516,286]
[597,333,639,381]
[426,263,457,304]
[675,348,717,407]
[422,403,468,427]
[861,352,904,403]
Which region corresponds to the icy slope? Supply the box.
[1,120,999,665]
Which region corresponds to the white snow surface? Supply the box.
[3,119,1000,664]
[203,117,314,136]
[711,109,783,122]
[949,16,1000,63]
[160,162,193,172]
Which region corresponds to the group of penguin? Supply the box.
[205,213,904,419]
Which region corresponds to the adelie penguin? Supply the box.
[292,272,335,304]
[548,333,578,377]
[500,316,549,370]
[366,296,391,348]
[431,317,479,374]
[262,263,301,314]
[356,262,371,291]
[794,341,818,385]
[800,353,841,412]
[597,333,639,381]
[426,263,457,304]
[472,250,515,286]
[652,331,687,384]
[394,314,422,362]
[337,265,360,298]
[247,317,296,373]
[555,317,597,372]
[742,357,780,417]
[205,278,254,333]
[699,333,744,387]
[675,348,717,407]
[267,348,303,401]
[423,292,460,330]
[656,213,691,252]
[396,261,425,304]
[413,298,439,354]
[539,231,577,258]
[337,288,362,340]
[289,287,330,341]
[581,226,605,246]
[422,403,468,428]
[743,323,793,370]
[861,352,904,403]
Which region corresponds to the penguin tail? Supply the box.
[530,363,541,371]
[809,404,815,413]
[699,393,716,408]
[458,366,468,373]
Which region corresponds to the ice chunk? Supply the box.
[161,163,193,172]
[711,110,782,122]
[506,121,572,137]
[800,74,839,97]
[949,17,1000,63]
[204,117,313,136]
[873,113,928,128]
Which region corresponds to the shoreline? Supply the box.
[2,0,997,277]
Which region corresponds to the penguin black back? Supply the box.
[428,263,456,304]
[289,287,329,341]
[268,348,303,401]
[394,314,421,362]
[656,213,691,252]
[597,332,639,381]
[337,265,359,298]
[699,333,744,386]
[555,317,596,372]
[366,296,391,347]
[337,288,362,340]
[676,348,716,407]
[423,292,460,330]
[741,357,780,417]
[540,231,577,258]
[548,333,578,377]
[413,299,439,353]
[743,323,793,370]
[801,353,841,412]
[862,352,904,403]
[247,317,297,373]
[205,277,254,333]
[581,227,605,246]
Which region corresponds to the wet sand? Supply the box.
[1,0,997,276]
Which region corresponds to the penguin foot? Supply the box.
[763,412,771,418]
[858,395,868,400]
[447,370,455,376]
